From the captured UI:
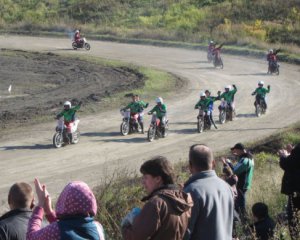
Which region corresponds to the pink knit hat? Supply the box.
[55,181,97,217]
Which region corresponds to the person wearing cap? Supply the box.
[217,84,237,120]
[252,81,270,110]
[222,143,254,218]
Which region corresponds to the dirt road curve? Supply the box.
[0,35,299,211]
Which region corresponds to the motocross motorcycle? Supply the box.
[120,109,141,136]
[147,113,169,142]
[213,52,224,69]
[196,107,211,133]
[268,61,279,75]
[72,38,91,50]
[219,100,235,124]
[53,117,80,148]
[255,96,267,117]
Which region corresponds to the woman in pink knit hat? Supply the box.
[27,178,105,240]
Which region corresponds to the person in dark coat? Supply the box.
[278,143,300,240]
[0,182,34,240]
[250,202,276,240]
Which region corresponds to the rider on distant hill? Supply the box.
[148,97,167,136]
[267,49,280,73]
[123,95,148,133]
[252,81,270,110]
[217,85,237,116]
[74,30,81,44]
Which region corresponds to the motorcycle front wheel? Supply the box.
[84,43,91,51]
[256,105,262,117]
[72,42,77,50]
[72,130,80,144]
[219,110,226,124]
[147,125,156,142]
[53,132,63,148]
[120,121,129,136]
[197,118,204,133]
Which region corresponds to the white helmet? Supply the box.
[258,81,264,85]
[225,85,231,90]
[210,40,214,44]
[269,49,273,54]
[156,97,163,104]
[75,30,79,33]
[64,101,71,109]
[200,92,206,97]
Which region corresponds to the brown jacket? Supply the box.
[123,185,193,240]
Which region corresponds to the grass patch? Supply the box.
[94,122,300,239]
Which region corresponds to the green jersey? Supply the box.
[149,104,167,118]
[125,101,148,113]
[252,87,270,98]
[194,98,212,111]
[57,104,81,122]
[220,87,237,103]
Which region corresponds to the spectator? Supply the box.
[122,156,193,240]
[278,143,300,240]
[0,182,34,240]
[222,143,254,218]
[184,144,234,240]
[250,202,276,240]
[27,178,105,240]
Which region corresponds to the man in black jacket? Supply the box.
[278,143,300,240]
[0,182,34,240]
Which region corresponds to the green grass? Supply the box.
[94,122,300,240]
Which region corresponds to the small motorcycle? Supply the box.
[196,107,211,133]
[120,109,140,136]
[255,96,267,117]
[72,38,91,51]
[147,113,169,142]
[268,61,279,75]
[53,117,80,148]
[219,100,235,124]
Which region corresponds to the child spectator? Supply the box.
[27,178,105,240]
[251,202,276,240]
[0,182,34,240]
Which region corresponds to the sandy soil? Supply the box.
[0,35,299,212]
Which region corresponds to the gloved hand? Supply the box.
[232,84,236,88]
[217,91,221,96]
[145,103,149,108]
[267,85,270,89]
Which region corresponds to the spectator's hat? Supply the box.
[231,143,245,151]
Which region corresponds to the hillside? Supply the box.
[1,0,300,48]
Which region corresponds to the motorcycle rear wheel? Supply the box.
[53,132,63,148]
[84,43,91,51]
[120,122,129,136]
[147,125,156,142]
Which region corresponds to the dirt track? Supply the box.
[0,35,299,211]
